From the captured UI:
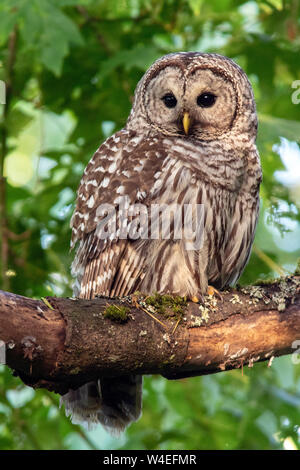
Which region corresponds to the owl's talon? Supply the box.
[207,286,223,301]
[189,295,205,304]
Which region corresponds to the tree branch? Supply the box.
[0,276,299,395]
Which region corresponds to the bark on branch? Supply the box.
[0,276,299,395]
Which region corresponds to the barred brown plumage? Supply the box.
[61,52,262,433]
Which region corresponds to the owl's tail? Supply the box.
[61,375,143,434]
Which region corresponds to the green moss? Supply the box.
[103,304,129,323]
[145,293,187,319]
[252,277,278,286]
[295,258,300,276]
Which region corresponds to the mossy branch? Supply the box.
[0,275,299,395]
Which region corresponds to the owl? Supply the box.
[61,52,262,432]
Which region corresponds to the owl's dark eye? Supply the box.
[161,93,177,108]
[197,93,216,108]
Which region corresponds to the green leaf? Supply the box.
[188,0,203,16]
[98,45,161,78]
[18,0,84,75]
[259,114,300,143]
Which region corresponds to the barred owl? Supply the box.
[62,52,262,432]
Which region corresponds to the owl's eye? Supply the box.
[197,93,216,108]
[161,93,177,108]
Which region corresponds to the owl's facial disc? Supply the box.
[184,68,237,137]
[143,65,185,135]
[143,64,238,139]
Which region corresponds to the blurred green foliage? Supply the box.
[0,0,300,450]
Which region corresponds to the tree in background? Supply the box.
[0,0,299,450]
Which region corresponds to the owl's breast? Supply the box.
[158,136,248,194]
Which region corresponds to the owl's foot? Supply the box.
[189,294,205,304]
[207,285,223,301]
[189,288,222,303]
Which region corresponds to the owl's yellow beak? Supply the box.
[182,112,190,135]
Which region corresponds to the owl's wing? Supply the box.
[208,149,262,288]
[221,192,260,286]
[71,129,164,299]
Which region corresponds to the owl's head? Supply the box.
[127,52,257,142]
